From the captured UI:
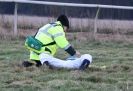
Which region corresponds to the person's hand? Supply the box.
[66,51,81,60]
[75,51,81,57]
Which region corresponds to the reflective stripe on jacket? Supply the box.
[35,21,70,56]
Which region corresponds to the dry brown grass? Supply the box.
[0,14,133,42]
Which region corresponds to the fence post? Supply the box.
[94,7,100,40]
[14,2,18,35]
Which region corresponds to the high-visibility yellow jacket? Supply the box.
[34,21,70,56]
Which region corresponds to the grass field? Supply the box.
[0,38,133,91]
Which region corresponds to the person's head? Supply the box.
[57,15,69,31]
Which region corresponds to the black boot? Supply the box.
[22,60,42,67]
[35,61,42,67]
[79,59,90,70]
[22,61,34,67]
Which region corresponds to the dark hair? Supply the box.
[57,15,69,28]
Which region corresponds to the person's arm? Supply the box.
[64,44,76,56]
[54,33,76,56]
[50,27,76,56]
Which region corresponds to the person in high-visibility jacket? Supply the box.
[23,15,92,70]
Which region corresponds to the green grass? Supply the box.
[0,39,133,91]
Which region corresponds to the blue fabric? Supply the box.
[66,55,77,60]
